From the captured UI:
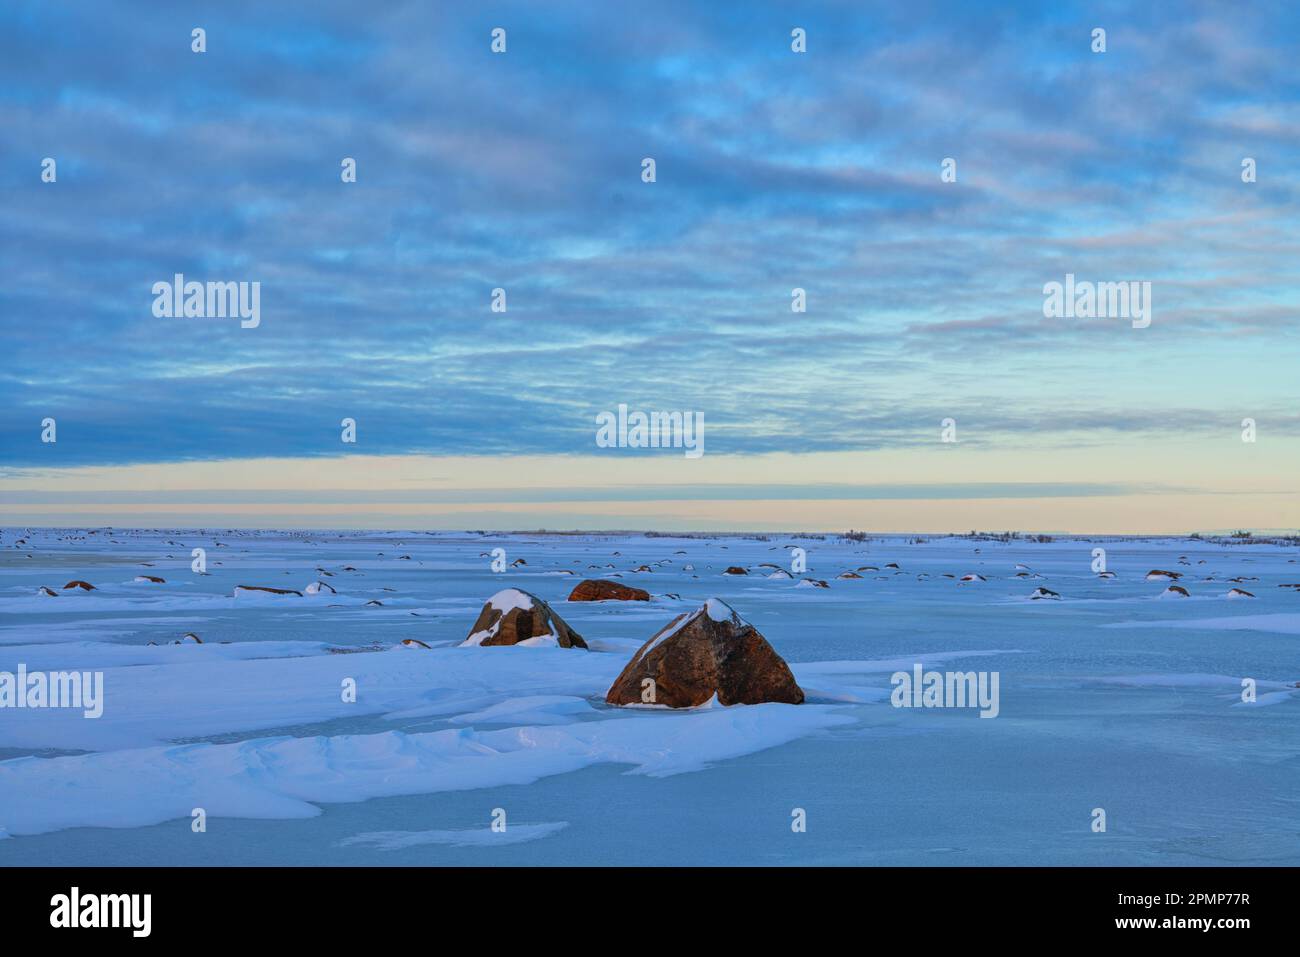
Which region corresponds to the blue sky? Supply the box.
[2,1,1298,530]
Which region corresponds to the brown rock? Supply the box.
[1146,569,1182,581]
[568,579,650,602]
[722,566,748,576]
[605,598,803,708]
[234,585,303,596]
[461,588,587,649]
[63,580,96,591]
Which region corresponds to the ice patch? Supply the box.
[1108,614,1300,635]
[339,821,569,850]
[0,705,854,836]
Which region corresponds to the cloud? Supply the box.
[1,0,1297,473]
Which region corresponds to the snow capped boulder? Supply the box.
[1226,588,1255,599]
[36,586,58,598]
[722,566,748,576]
[63,580,95,591]
[461,588,587,649]
[1097,571,1117,580]
[568,579,650,602]
[796,578,829,589]
[305,580,337,595]
[1159,585,1191,599]
[605,599,803,708]
[1146,570,1182,582]
[767,569,793,580]
[234,585,303,597]
[960,573,986,583]
[1030,587,1060,600]
[134,575,165,583]
[178,633,202,644]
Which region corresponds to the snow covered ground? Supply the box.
[0,528,1296,865]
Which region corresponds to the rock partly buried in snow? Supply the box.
[1159,585,1191,599]
[234,585,303,597]
[179,633,202,644]
[567,579,650,602]
[767,569,793,580]
[1146,570,1182,582]
[837,571,863,580]
[399,638,431,649]
[605,598,803,708]
[1097,571,1117,580]
[722,566,748,576]
[134,575,166,584]
[1226,588,1255,599]
[959,573,986,583]
[461,588,587,649]
[796,578,829,589]
[305,580,337,595]
[63,580,95,591]
[1030,587,1060,600]
[37,586,58,597]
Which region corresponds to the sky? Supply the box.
[2,0,1298,532]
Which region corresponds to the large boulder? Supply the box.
[568,579,650,602]
[605,598,803,708]
[461,588,587,649]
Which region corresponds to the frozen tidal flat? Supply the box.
[0,528,1297,865]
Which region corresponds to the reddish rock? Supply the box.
[234,585,303,596]
[1145,569,1182,581]
[461,588,586,649]
[568,579,650,602]
[605,598,803,708]
[722,566,748,576]
[62,580,95,591]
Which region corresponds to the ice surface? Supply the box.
[1,528,1297,864]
